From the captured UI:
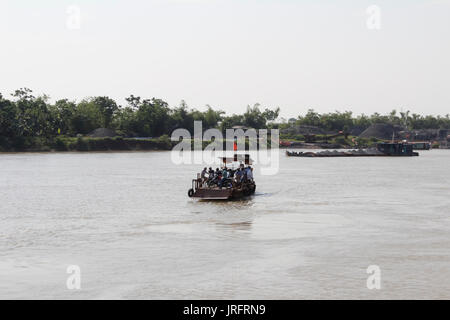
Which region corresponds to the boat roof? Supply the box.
[219,155,254,165]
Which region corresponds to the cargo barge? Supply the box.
[286,142,419,157]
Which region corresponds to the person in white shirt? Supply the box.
[201,167,207,186]
[246,166,253,181]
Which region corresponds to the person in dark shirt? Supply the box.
[235,168,243,184]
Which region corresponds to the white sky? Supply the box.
[1,0,449,118]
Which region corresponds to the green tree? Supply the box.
[11,88,55,137]
[91,96,119,128]
[297,109,321,127]
[70,99,104,134]
[112,106,138,136]
[219,114,244,132]
[51,99,77,135]
[202,105,224,129]
[170,100,195,133]
[131,96,171,137]
[0,93,18,137]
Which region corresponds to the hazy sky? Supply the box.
[1,0,449,118]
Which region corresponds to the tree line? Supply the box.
[0,88,280,141]
[281,109,450,132]
[1,88,449,146]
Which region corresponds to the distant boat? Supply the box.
[376,142,419,156]
[286,142,419,157]
[409,141,431,150]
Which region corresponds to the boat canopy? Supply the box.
[219,154,253,165]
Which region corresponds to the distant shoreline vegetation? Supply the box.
[1,88,449,152]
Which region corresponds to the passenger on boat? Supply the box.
[246,166,253,181]
[216,168,222,186]
[218,167,229,189]
[235,168,243,184]
[201,167,208,185]
[205,168,218,187]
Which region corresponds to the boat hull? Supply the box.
[190,183,256,200]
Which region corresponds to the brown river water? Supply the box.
[0,150,449,299]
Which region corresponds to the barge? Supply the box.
[286,142,419,157]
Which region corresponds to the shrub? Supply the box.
[334,136,347,145]
[53,137,68,151]
[76,137,89,151]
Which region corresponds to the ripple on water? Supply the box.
[250,212,352,240]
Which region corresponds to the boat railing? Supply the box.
[192,178,201,191]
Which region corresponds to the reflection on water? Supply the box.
[215,221,253,232]
[0,150,449,299]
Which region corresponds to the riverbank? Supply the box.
[1,136,444,152]
[0,136,278,152]
[0,136,174,152]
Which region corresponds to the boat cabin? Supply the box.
[376,142,417,156]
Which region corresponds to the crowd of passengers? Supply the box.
[200,164,253,189]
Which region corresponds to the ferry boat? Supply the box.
[187,155,256,200]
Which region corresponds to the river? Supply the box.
[0,150,449,299]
